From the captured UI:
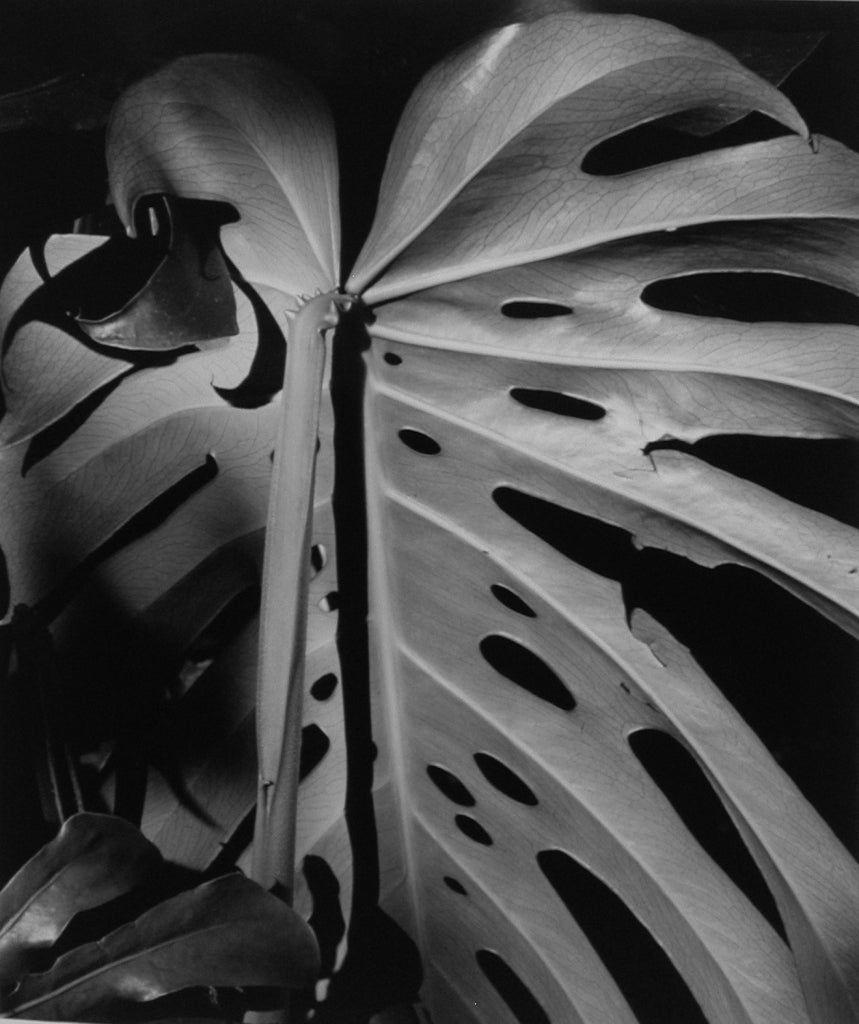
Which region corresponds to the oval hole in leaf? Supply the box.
[310,543,327,574]
[510,388,605,421]
[443,876,468,896]
[628,729,786,941]
[473,753,538,806]
[582,112,789,176]
[538,849,706,1024]
[318,591,339,613]
[493,486,633,584]
[398,428,441,455]
[644,436,859,528]
[383,352,403,366]
[454,815,493,846]
[310,673,338,702]
[475,949,550,1024]
[299,724,330,782]
[490,584,536,618]
[501,300,572,319]
[426,764,476,807]
[642,272,859,326]
[480,635,576,711]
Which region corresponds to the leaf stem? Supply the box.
[251,290,343,896]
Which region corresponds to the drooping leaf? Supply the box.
[5,873,320,1021]
[0,814,161,985]
[106,54,340,296]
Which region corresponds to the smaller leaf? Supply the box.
[6,874,320,1021]
[0,814,162,985]
[77,198,238,350]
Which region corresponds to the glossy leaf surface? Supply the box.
[6,873,320,1020]
[0,814,161,985]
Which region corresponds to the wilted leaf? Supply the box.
[6,873,320,1020]
[0,814,161,985]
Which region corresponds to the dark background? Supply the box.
[0,2,857,1021]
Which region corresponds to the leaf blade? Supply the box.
[7,874,320,1021]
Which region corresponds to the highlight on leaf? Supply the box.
[1,7,858,1024]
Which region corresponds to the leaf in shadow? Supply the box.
[0,813,162,986]
[6,874,320,1021]
[77,197,239,350]
[213,275,285,408]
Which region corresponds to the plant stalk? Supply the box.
[251,291,341,897]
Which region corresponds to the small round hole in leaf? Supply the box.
[310,543,327,573]
[490,584,536,618]
[443,876,468,896]
[318,591,339,612]
[427,764,476,807]
[310,673,338,701]
[480,635,575,711]
[398,429,441,455]
[510,388,605,421]
[299,724,330,781]
[474,753,538,806]
[502,300,572,319]
[455,815,493,845]
[383,352,403,366]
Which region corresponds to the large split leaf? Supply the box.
[344,14,859,1024]
[2,10,859,1024]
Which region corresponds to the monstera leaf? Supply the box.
[2,12,859,1024]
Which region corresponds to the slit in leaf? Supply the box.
[35,454,219,623]
[493,485,859,852]
[582,111,790,176]
[629,729,787,941]
[310,673,338,702]
[318,591,339,613]
[642,272,859,326]
[475,949,550,1024]
[480,635,575,711]
[299,724,330,782]
[493,486,634,585]
[398,428,441,455]
[443,876,468,896]
[644,435,859,527]
[23,370,135,475]
[510,387,605,420]
[454,815,493,846]
[426,764,476,807]
[303,854,346,978]
[473,753,538,806]
[490,583,536,618]
[538,849,707,1024]
[501,300,573,319]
